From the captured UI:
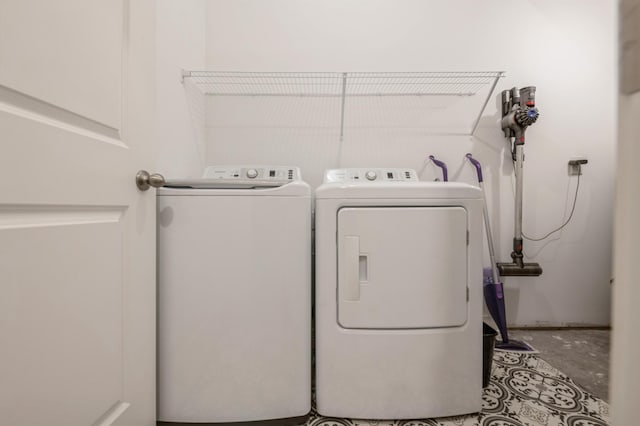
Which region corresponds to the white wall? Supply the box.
[196,0,616,326]
[156,0,206,179]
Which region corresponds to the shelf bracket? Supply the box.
[470,71,505,135]
[181,69,192,83]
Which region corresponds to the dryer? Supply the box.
[315,168,483,419]
[157,166,311,424]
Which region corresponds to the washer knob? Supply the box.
[365,171,377,181]
[246,169,258,179]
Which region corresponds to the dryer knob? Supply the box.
[365,171,377,181]
[246,169,258,179]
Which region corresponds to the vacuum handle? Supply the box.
[429,155,448,182]
[465,153,483,183]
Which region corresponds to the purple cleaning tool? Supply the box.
[429,155,448,182]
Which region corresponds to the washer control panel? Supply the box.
[324,168,418,183]
[203,166,299,182]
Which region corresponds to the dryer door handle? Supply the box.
[340,236,361,301]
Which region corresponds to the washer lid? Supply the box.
[157,180,310,196]
[163,178,284,189]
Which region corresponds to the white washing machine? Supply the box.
[315,168,483,419]
[157,166,311,424]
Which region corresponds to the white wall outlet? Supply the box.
[568,158,589,176]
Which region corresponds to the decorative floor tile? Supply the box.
[308,352,610,426]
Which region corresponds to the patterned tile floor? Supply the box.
[307,352,610,426]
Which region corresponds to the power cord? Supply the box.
[511,154,582,241]
[522,173,581,241]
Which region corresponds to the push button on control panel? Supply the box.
[246,169,258,179]
[365,171,377,181]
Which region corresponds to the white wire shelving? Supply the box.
[181,71,505,136]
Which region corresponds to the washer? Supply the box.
[157,166,311,424]
[315,168,483,419]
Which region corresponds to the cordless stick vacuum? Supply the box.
[497,87,543,277]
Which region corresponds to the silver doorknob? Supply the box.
[136,170,166,191]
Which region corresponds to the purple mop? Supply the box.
[429,155,448,182]
[466,153,534,352]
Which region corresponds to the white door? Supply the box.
[337,207,468,329]
[0,1,156,425]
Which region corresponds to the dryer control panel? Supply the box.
[324,168,418,183]
[203,166,300,182]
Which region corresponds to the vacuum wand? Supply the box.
[497,86,543,277]
[511,144,526,268]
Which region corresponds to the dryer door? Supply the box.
[337,206,468,329]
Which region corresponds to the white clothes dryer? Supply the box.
[157,166,311,424]
[315,168,483,419]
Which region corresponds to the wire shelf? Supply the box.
[183,71,502,97]
[183,71,341,97]
[182,71,505,135]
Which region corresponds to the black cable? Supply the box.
[510,148,583,241]
[522,171,581,241]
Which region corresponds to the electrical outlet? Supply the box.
[568,158,588,176]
